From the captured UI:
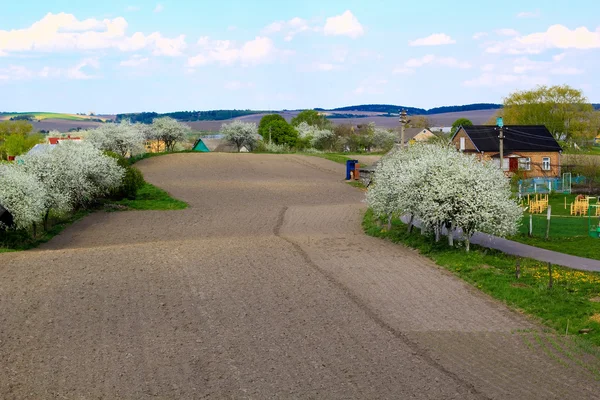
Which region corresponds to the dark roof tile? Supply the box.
[461,125,561,152]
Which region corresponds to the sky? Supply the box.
[0,0,599,114]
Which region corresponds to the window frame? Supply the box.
[518,157,531,171]
[459,137,465,151]
[542,157,551,171]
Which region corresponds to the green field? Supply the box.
[0,112,104,121]
[510,193,600,260]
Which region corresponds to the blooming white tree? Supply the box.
[221,120,258,152]
[87,122,146,157]
[150,117,191,152]
[367,143,522,251]
[18,142,124,210]
[17,147,73,229]
[0,164,46,232]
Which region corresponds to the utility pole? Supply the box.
[269,126,272,145]
[398,109,408,151]
[497,116,504,171]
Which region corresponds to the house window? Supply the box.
[519,157,531,171]
[542,157,551,171]
[459,137,465,151]
[502,158,510,171]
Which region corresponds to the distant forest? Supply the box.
[115,110,262,124]
[326,103,503,115]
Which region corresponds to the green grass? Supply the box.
[303,153,352,164]
[363,209,600,347]
[510,194,600,259]
[0,112,100,121]
[0,210,90,252]
[113,183,187,210]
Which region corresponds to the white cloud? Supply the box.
[553,52,567,62]
[0,12,186,57]
[517,10,541,18]
[324,10,364,39]
[486,24,600,54]
[496,28,520,37]
[473,32,488,40]
[67,58,100,80]
[126,5,140,12]
[404,54,471,69]
[409,33,455,46]
[224,80,255,90]
[0,58,100,82]
[188,36,276,67]
[262,17,316,41]
[154,4,164,13]
[463,73,547,88]
[481,64,495,72]
[120,54,149,67]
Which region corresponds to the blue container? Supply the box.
[346,160,358,180]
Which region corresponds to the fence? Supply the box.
[518,174,587,196]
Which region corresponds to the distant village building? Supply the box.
[451,125,562,178]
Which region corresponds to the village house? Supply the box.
[451,125,562,178]
[405,128,435,144]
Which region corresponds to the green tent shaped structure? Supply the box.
[192,138,210,152]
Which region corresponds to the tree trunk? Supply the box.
[448,223,454,247]
[32,222,37,239]
[465,237,470,252]
[406,215,414,233]
[43,209,50,232]
[435,225,441,242]
[387,214,392,230]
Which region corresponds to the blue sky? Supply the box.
[0,0,599,113]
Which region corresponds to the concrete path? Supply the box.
[1,153,599,399]
[471,232,600,272]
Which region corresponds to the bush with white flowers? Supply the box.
[0,164,46,231]
[367,143,522,251]
[87,122,146,158]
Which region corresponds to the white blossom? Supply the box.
[0,164,46,230]
[87,122,146,157]
[149,117,190,152]
[367,143,522,251]
[220,120,258,152]
[18,142,124,209]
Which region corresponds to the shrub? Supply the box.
[104,152,145,200]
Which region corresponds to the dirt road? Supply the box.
[1,153,599,399]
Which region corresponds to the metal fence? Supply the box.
[517,174,587,195]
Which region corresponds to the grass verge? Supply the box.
[363,208,600,346]
[112,183,187,210]
[0,210,90,253]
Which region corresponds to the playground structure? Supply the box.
[526,194,548,214]
[571,196,592,216]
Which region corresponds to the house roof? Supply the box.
[27,143,56,155]
[404,128,432,141]
[457,125,561,153]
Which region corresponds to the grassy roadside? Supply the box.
[112,183,187,210]
[0,155,188,253]
[363,209,600,346]
[0,210,91,253]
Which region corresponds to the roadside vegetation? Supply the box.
[363,210,600,347]
[0,118,189,252]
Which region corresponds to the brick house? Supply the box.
[451,125,562,178]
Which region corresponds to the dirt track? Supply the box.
[1,153,600,399]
